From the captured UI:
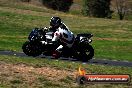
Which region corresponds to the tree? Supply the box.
[115,0,129,20]
[82,0,90,16]
[82,0,112,18]
[21,0,31,2]
[41,0,73,12]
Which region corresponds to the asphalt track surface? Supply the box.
[0,50,132,67]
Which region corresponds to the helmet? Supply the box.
[50,17,61,28]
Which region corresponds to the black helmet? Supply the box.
[50,17,61,28]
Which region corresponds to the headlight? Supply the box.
[88,39,92,43]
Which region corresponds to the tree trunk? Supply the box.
[21,0,31,2]
[119,14,124,20]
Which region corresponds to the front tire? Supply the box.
[22,41,42,57]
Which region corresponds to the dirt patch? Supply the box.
[0,61,77,84]
[0,3,79,18]
[0,61,79,87]
[0,6,51,17]
[0,35,27,38]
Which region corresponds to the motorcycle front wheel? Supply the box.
[22,41,42,57]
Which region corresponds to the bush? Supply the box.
[41,0,73,12]
[21,0,31,2]
[82,0,113,18]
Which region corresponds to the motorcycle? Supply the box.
[22,27,94,62]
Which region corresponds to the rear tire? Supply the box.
[22,41,42,57]
[79,45,94,62]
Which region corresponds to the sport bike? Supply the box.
[22,28,94,62]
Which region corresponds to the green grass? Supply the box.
[94,40,132,61]
[0,1,132,88]
[0,0,132,61]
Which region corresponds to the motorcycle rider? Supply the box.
[47,16,75,58]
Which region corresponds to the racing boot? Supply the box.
[52,50,61,59]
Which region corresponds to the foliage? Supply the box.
[115,0,129,20]
[41,0,73,12]
[82,0,113,18]
[21,0,31,2]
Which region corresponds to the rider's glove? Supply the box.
[44,27,48,31]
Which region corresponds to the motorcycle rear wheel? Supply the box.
[79,45,94,62]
